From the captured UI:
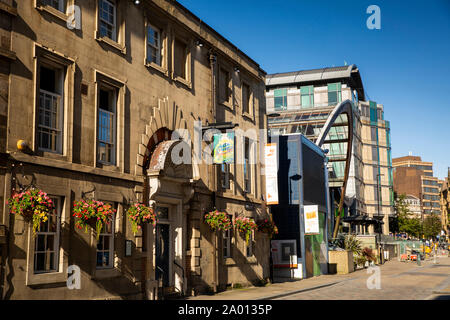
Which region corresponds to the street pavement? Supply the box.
[186,256,450,300]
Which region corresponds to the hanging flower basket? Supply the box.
[257,219,279,239]
[7,188,54,237]
[126,203,157,235]
[204,210,232,232]
[73,200,115,240]
[235,216,257,245]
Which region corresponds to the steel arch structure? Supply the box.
[316,100,355,238]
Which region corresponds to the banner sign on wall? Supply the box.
[213,132,235,164]
[304,205,320,235]
[265,143,279,205]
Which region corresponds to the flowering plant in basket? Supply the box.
[235,216,257,244]
[204,210,232,232]
[73,200,115,240]
[7,188,54,236]
[127,203,157,235]
[257,219,278,239]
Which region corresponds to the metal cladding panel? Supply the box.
[266,65,354,86]
[302,142,326,208]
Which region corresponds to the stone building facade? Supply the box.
[0,0,269,299]
[359,101,394,234]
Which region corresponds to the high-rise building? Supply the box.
[440,169,449,235]
[359,101,394,234]
[265,65,393,235]
[393,156,441,218]
[266,65,365,230]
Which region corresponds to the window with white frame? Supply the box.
[97,86,117,165]
[274,88,287,111]
[99,0,117,41]
[223,219,232,258]
[42,0,65,12]
[34,196,62,273]
[242,82,251,114]
[327,82,342,106]
[38,64,64,154]
[300,85,314,108]
[147,24,162,66]
[96,203,115,269]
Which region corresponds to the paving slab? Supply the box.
[185,257,450,300]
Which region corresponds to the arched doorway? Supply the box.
[146,139,194,298]
[138,97,197,299]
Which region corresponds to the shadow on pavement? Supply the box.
[431,295,450,300]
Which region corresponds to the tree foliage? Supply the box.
[394,193,422,238]
[423,213,441,238]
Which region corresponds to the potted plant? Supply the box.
[127,203,157,235]
[362,247,376,265]
[7,188,54,236]
[235,216,257,245]
[354,254,368,269]
[257,219,278,239]
[73,199,115,240]
[204,210,232,232]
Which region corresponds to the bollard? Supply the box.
[417,253,421,266]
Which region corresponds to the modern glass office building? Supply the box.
[266,65,365,223]
[266,65,394,235]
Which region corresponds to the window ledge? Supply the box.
[0,2,17,16]
[26,270,66,286]
[38,150,67,161]
[247,256,257,264]
[219,190,234,198]
[145,62,169,77]
[220,102,234,112]
[36,4,69,23]
[96,35,127,55]
[242,112,254,122]
[93,267,122,279]
[0,47,16,61]
[224,258,236,266]
[96,162,121,173]
[173,76,192,89]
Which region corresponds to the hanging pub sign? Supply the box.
[265,143,279,205]
[213,132,235,164]
[304,205,320,235]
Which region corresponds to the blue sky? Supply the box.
[178,0,450,179]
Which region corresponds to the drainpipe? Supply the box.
[209,50,218,293]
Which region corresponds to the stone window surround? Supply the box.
[170,31,193,89]
[94,70,126,174]
[95,0,127,54]
[241,136,258,197]
[240,76,255,122]
[217,59,234,111]
[33,43,75,163]
[25,186,70,286]
[144,15,169,77]
[34,0,75,24]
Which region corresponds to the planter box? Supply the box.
[328,250,354,274]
